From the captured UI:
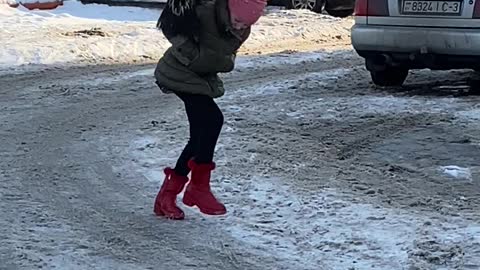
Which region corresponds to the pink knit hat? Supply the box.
[228,0,267,29]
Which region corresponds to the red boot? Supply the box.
[182,160,227,215]
[154,168,188,220]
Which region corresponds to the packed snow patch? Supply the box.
[221,178,416,269]
[441,166,473,181]
[455,108,480,126]
[232,68,351,99]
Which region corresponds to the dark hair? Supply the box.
[157,0,201,40]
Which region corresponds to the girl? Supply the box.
[153,0,267,220]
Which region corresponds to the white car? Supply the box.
[351,0,480,86]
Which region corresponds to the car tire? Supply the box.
[285,0,325,13]
[325,9,354,17]
[370,68,409,87]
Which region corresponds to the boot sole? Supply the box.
[183,197,227,216]
[154,205,185,220]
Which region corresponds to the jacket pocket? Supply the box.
[189,47,235,73]
[171,38,200,67]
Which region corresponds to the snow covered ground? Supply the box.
[2,1,480,270]
[2,43,480,270]
[0,1,352,70]
[123,56,480,269]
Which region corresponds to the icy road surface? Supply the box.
[1,50,480,270]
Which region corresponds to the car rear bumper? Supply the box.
[351,24,480,56]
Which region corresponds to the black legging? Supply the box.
[174,92,224,176]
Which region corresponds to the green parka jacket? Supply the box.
[154,0,250,98]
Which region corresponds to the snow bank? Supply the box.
[0,2,353,68]
[0,2,164,68]
[14,0,161,21]
[0,0,15,6]
[0,1,19,10]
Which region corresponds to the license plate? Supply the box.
[402,0,462,15]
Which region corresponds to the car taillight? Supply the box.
[354,0,389,16]
[474,0,480,18]
[355,0,368,15]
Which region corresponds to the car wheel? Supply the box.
[285,0,325,13]
[370,67,409,87]
[325,9,354,17]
